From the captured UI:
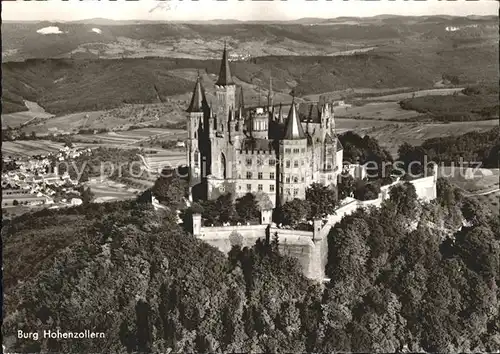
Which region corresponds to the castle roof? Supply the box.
[215,43,235,86]
[283,101,306,140]
[325,133,334,144]
[186,75,209,113]
[337,139,344,151]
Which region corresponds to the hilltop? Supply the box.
[2,177,499,352]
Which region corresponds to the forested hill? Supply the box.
[3,178,499,352]
[398,126,500,168]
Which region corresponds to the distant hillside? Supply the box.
[2,15,497,61]
[3,36,498,115]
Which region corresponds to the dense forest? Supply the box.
[3,174,499,352]
[398,126,499,169]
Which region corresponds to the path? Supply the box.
[464,188,500,197]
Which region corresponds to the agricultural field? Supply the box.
[2,139,66,158]
[141,150,186,173]
[440,167,500,194]
[71,127,187,146]
[2,100,54,129]
[336,118,498,157]
[363,88,464,101]
[85,177,140,203]
[333,102,424,120]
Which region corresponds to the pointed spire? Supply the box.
[284,100,305,140]
[215,41,234,86]
[186,75,208,113]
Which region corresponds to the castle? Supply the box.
[186,44,343,206]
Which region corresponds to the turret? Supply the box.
[279,97,308,204]
[186,73,209,189]
[215,42,236,133]
[252,107,269,139]
[229,106,241,145]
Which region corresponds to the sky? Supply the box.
[3,0,498,22]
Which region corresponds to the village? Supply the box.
[2,145,91,210]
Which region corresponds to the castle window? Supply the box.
[293,176,298,183]
[286,177,290,183]
[239,186,242,190]
[221,124,224,132]
[247,184,252,191]
[258,172,263,179]
[281,173,284,182]
[286,188,291,195]
[285,148,291,153]
[270,172,275,179]
[246,172,252,179]
[194,131,197,139]
[301,177,305,182]
[257,158,262,166]
[286,160,291,168]
[258,184,263,191]
[246,158,252,166]
[270,184,275,192]
[294,161,299,168]
[269,159,276,166]
[328,174,333,180]
[293,188,298,196]
[293,148,299,153]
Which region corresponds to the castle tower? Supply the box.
[186,73,210,185]
[229,106,242,146]
[215,42,236,133]
[279,98,308,205]
[251,107,269,139]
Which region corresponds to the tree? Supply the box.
[30,131,37,140]
[216,193,238,223]
[152,175,187,209]
[254,192,273,211]
[199,199,219,225]
[338,174,355,200]
[279,199,311,226]
[235,193,260,222]
[306,183,338,218]
[461,197,487,226]
[388,182,418,216]
[81,187,95,205]
[12,200,19,206]
[354,180,380,201]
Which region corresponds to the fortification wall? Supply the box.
[195,174,437,282]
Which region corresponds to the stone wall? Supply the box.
[194,172,438,282]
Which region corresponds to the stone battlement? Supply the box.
[193,169,437,282]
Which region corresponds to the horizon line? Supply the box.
[4,13,498,23]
